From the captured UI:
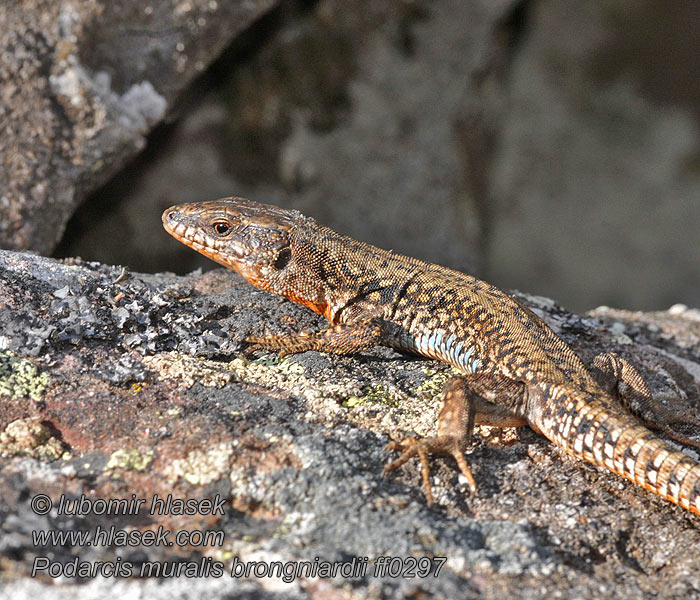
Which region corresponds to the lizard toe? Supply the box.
[384,436,477,506]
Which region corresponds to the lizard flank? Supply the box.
[163,197,700,514]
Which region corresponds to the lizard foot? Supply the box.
[594,352,700,450]
[382,374,526,505]
[244,318,388,358]
[642,406,700,451]
[383,436,477,506]
[244,334,310,358]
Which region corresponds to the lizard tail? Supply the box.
[535,383,700,516]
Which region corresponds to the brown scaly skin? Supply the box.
[163,197,700,514]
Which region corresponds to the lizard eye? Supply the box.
[212,221,231,236]
[273,247,292,270]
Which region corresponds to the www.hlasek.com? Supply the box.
[29,493,448,580]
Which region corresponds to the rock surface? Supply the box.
[2,1,700,596]
[55,0,519,278]
[486,0,700,311]
[1,249,700,597]
[55,0,700,312]
[0,0,277,255]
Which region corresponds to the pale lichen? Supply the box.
[145,351,363,405]
[105,448,154,474]
[164,441,234,485]
[0,351,50,402]
[0,418,65,460]
[143,352,234,388]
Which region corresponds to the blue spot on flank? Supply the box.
[459,346,476,373]
[452,341,463,365]
[443,333,456,361]
[430,330,444,354]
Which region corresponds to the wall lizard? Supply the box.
[163,197,700,515]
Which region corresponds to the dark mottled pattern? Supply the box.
[163,198,700,516]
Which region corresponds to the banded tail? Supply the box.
[533,382,700,515]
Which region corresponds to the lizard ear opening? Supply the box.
[273,247,292,270]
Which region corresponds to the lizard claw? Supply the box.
[244,335,266,348]
[383,436,477,506]
[242,338,264,357]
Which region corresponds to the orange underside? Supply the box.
[285,290,330,321]
[244,275,331,321]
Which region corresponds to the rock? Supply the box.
[1,248,700,597]
[56,0,522,278]
[485,0,700,311]
[0,0,278,255]
[59,0,700,313]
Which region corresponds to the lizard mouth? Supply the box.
[162,207,248,262]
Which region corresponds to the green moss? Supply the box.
[0,351,50,402]
[415,368,452,399]
[345,385,396,407]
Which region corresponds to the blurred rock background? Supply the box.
[3,0,699,312]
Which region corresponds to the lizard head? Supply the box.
[162,198,331,316]
[162,198,302,284]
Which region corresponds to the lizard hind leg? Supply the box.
[383,373,527,506]
[593,352,700,450]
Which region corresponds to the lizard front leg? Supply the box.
[384,374,527,505]
[245,316,388,357]
[594,352,700,450]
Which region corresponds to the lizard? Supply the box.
[162,197,700,515]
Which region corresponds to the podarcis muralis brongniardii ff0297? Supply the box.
[163,197,700,515]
